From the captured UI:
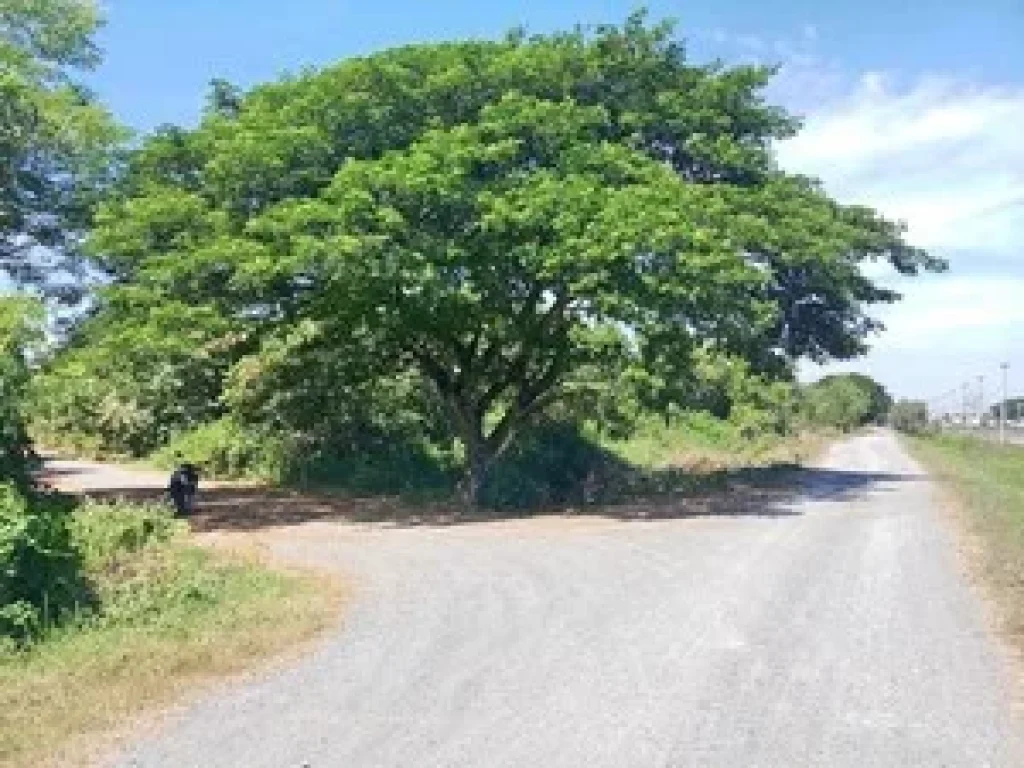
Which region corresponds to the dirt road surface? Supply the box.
[48,432,1024,767]
[42,457,171,492]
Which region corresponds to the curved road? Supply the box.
[51,432,1024,766]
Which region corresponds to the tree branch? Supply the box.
[484,343,570,459]
[412,346,452,394]
[475,290,573,411]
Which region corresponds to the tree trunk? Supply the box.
[443,396,493,511]
[458,443,492,510]
[425,351,566,511]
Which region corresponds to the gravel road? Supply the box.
[54,431,1022,767]
[42,456,172,492]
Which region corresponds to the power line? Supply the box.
[921,362,1019,443]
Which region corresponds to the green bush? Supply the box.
[69,501,181,572]
[606,411,752,466]
[298,438,458,494]
[0,483,184,644]
[0,485,86,642]
[152,419,288,481]
[799,374,891,432]
[154,417,460,494]
[890,399,930,434]
[481,421,614,510]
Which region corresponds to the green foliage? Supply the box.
[153,415,459,494]
[297,440,458,495]
[151,418,282,480]
[479,409,811,511]
[0,486,181,644]
[844,373,892,423]
[801,373,891,433]
[222,330,455,474]
[602,409,806,477]
[0,0,123,299]
[0,296,43,483]
[890,399,929,434]
[68,500,180,572]
[29,300,236,457]
[480,420,611,510]
[0,484,83,642]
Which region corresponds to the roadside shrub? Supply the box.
[297,437,458,494]
[0,485,184,645]
[890,399,930,434]
[799,374,891,432]
[0,484,86,642]
[481,421,614,510]
[608,411,749,466]
[69,501,182,572]
[156,417,460,493]
[1,298,40,487]
[152,418,287,480]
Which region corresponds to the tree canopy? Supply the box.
[802,373,892,432]
[51,13,941,502]
[0,0,121,300]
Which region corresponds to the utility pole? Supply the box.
[1000,362,1009,445]
[962,382,969,428]
[978,375,985,429]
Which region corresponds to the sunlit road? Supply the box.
[51,432,1023,767]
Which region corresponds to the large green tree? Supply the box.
[80,14,942,502]
[1,0,120,299]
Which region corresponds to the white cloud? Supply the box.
[873,276,1024,346]
[777,75,1024,256]
[780,74,1024,398]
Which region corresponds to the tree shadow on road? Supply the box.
[74,465,920,533]
[36,465,91,478]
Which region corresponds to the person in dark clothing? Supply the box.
[168,455,200,515]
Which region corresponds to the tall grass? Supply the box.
[602,411,814,470]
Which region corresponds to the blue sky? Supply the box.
[92,1,1024,131]
[85,0,1023,405]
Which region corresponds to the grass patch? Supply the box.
[602,412,823,472]
[0,500,340,768]
[906,433,1024,642]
